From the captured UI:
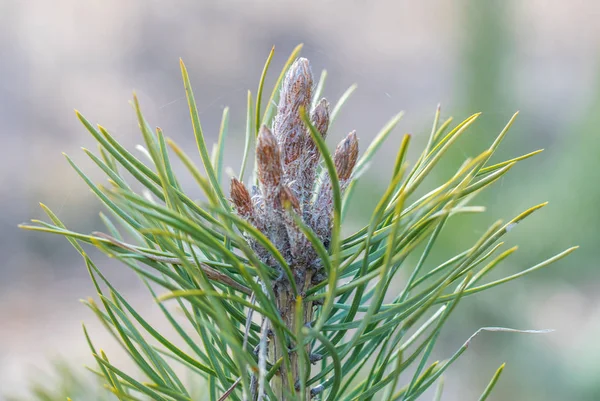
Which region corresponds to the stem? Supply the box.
[269,269,314,400]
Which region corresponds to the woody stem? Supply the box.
[269,269,314,401]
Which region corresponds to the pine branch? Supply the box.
[18,45,577,401]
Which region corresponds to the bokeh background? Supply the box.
[1,0,598,399]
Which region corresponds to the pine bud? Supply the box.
[228,58,362,280]
[273,57,313,182]
[307,98,330,152]
[230,177,274,265]
[230,178,253,219]
[279,185,313,265]
[300,98,330,213]
[256,125,283,194]
[310,132,359,247]
[279,58,313,119]
[334,131,359,181]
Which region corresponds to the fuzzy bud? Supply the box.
[230,178,253,219]
[334,131,359,181]
[230,178,275,266]
[307,98,330,152]
[273,58,314,189]
[278,58,313,123]
[256,125,283,195]
[309,132,359,248]
[299,98,330,213]
[230,57,364,284]
[256,125,292,265]
[279,185,313,265]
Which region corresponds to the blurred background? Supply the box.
[1,0,598,399]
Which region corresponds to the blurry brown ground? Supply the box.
[2,1,600,400]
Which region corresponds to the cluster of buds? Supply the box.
[230,58,359,286]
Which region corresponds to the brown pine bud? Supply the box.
[308,98,330,151]
[309,132,359,246]
[334,131,359,181]
[300,98,330,212]
[256,125,283,192]
[280,58,313,116]
[273,57,313,170]
[230,178,253,219]
[230,178,274,266]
